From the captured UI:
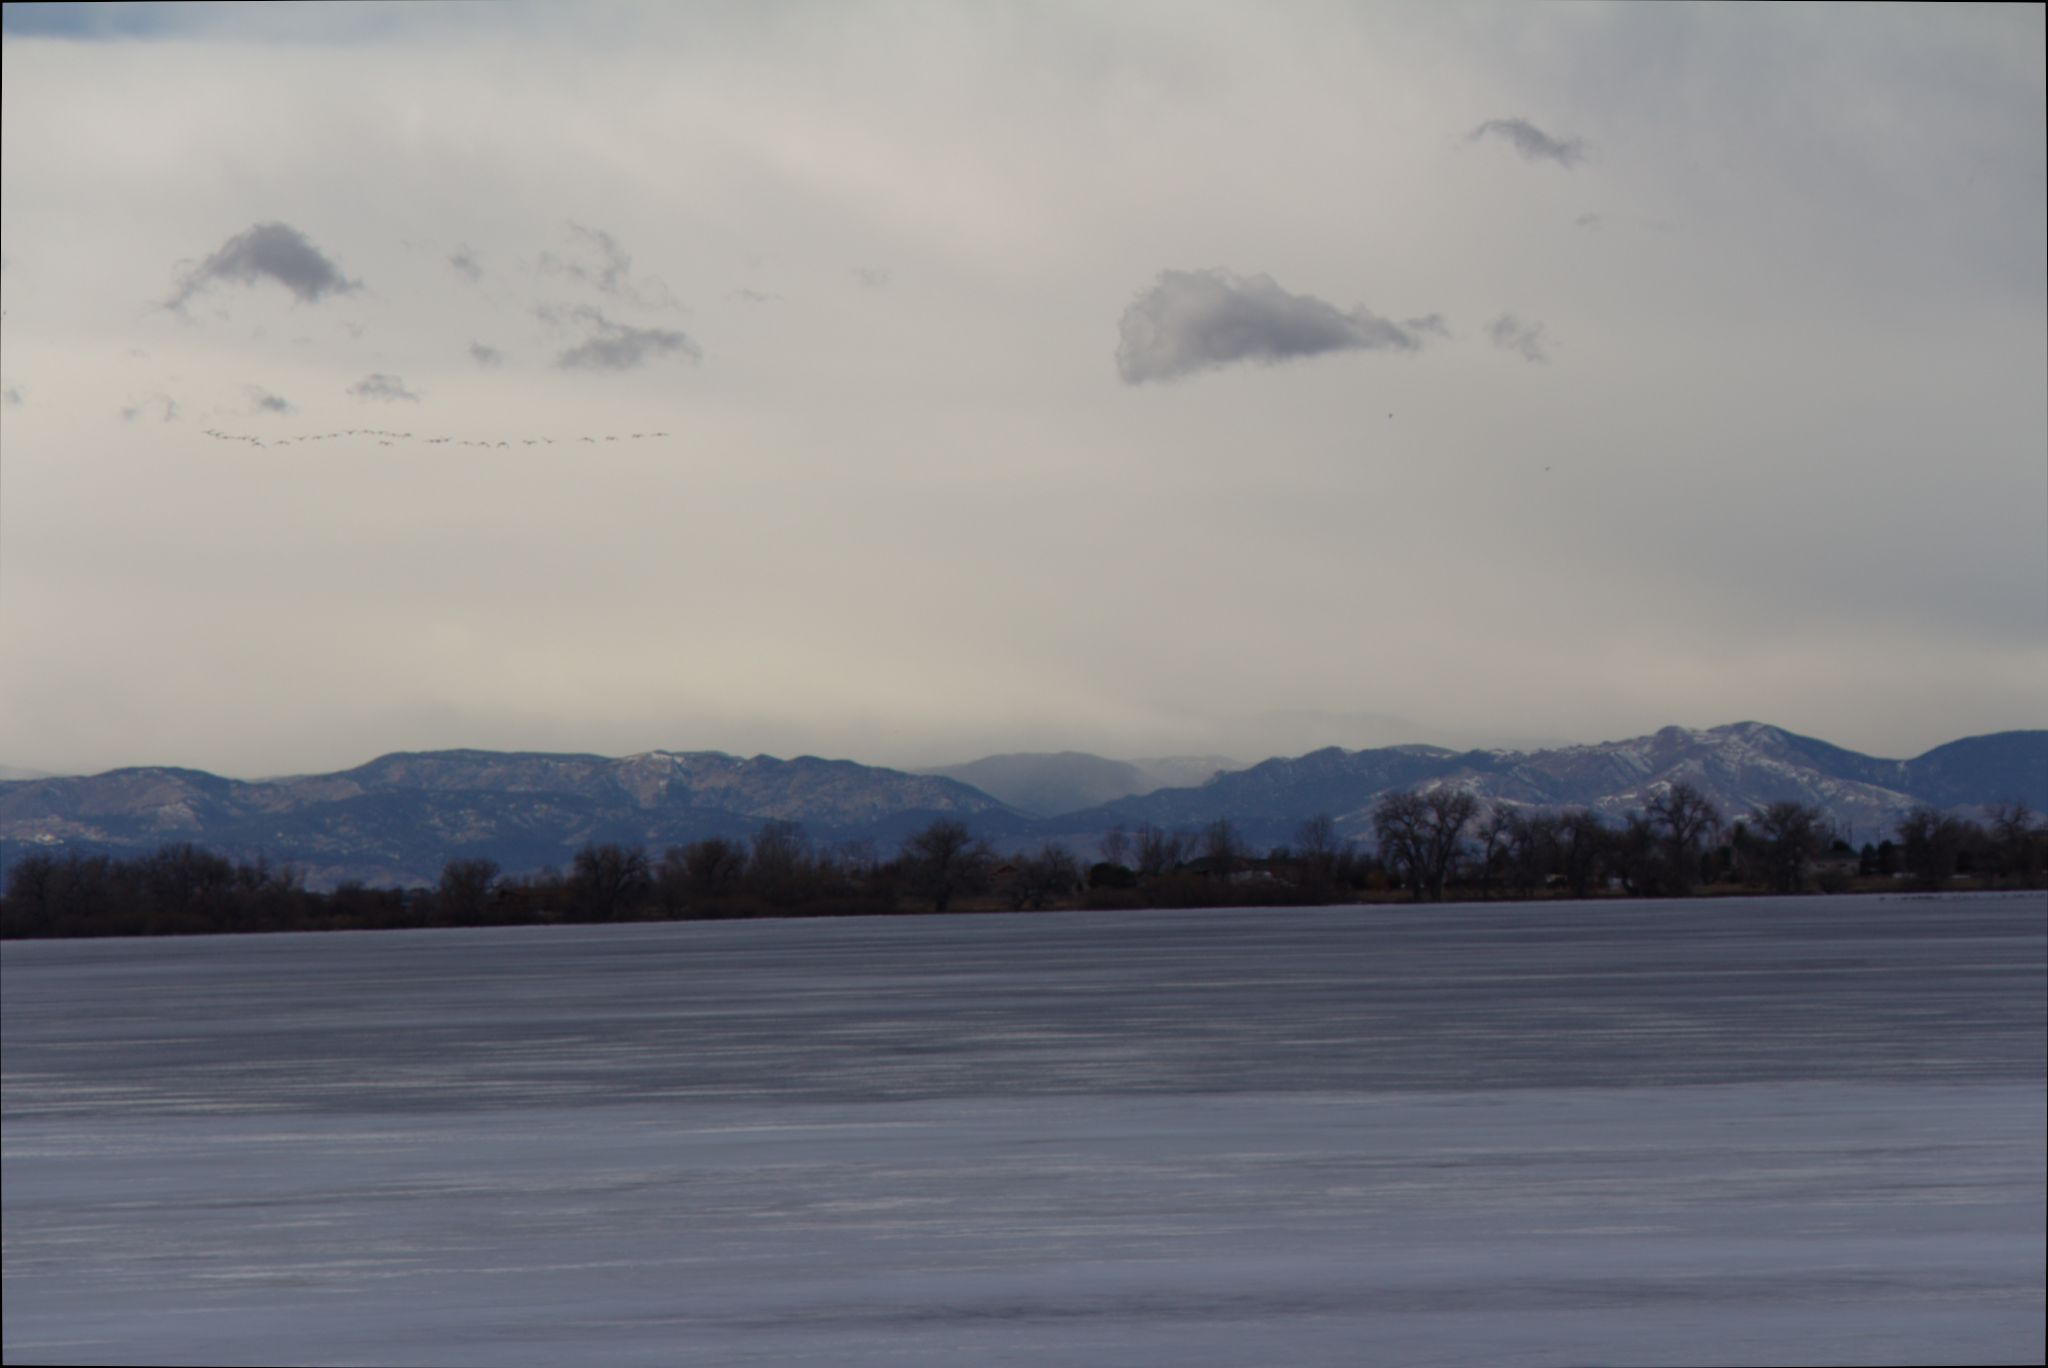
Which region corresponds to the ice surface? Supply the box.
[5,894,2044,1365]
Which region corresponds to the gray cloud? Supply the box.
[538,224,677,309]
[165,222,361,311]
[348,373,420,402]
[1116,268,1434,384]
[448,246,482,282]
[732,287,781,304]
[1489,314,1553,363]
[119,393,178,422]
[2,384,22,407]
[852,267,892,289]
[469,342,504,366]
[1468,117,1587,167]
[545,305,699,372]
[246,385,293,414]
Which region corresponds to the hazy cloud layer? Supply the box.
[1489,315,1552,363]
[347,373,419,402]
[165,222,361,311]
[1116,269,1433,384]
[1468,117,1586,167]
[468,342,503,366]
[3,5,2039,779]
[246,386,293,414]
[548,306,699,372]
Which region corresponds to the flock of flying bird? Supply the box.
[200,428,669,449]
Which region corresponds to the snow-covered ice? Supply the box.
[5,894,2043,1365]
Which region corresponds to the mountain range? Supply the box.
[2,723,2039,891]
[1037,725,2046,852]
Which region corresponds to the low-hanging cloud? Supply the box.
[1489,314,1553,363]
[1468,117,1586,167]
[469,342,504,367]
[448,246,482,283]
[246,385,294,414]
[1116,269,1435,384]
[546,305,699,372]
[165,222,361,311]
[348,373,419,402]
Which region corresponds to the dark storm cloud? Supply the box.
[164,222,362,311]
[348,373,419,402]
[448,246,483,283]
[538,224,678,309]
[469,342,504,366]
[1489,314,1553,364]
[1115,268,1434,384]
[550,305,699,371]
[246,386,293,414]
[1468,117,1587,167]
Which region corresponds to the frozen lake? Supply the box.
[5,893,2044,1365]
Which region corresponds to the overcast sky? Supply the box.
[2,1,2042,778]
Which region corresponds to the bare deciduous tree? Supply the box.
[902,818,993,912]
[568,843,650,922]
[1010,843,1081,910]
[437,857,500,925]
[1200,817,1245,879]
[747,821,811,905]
[1373,787,1479,901]
[1474,808,1514,900]
[1133,822,1184,877]
[1648,781,1720,895]
[1751,800,1824,893]
[1557,809,1605,899]
[1986,800,2046,885]
[1294,813,1345,889]
[1895,807,1970,888]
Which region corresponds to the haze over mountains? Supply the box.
[2,724,2040,891]
[916,753,1244,818]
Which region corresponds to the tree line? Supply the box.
[1362,785,2043,901]
[0,819,1070,939]
[3,792,2042,939]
